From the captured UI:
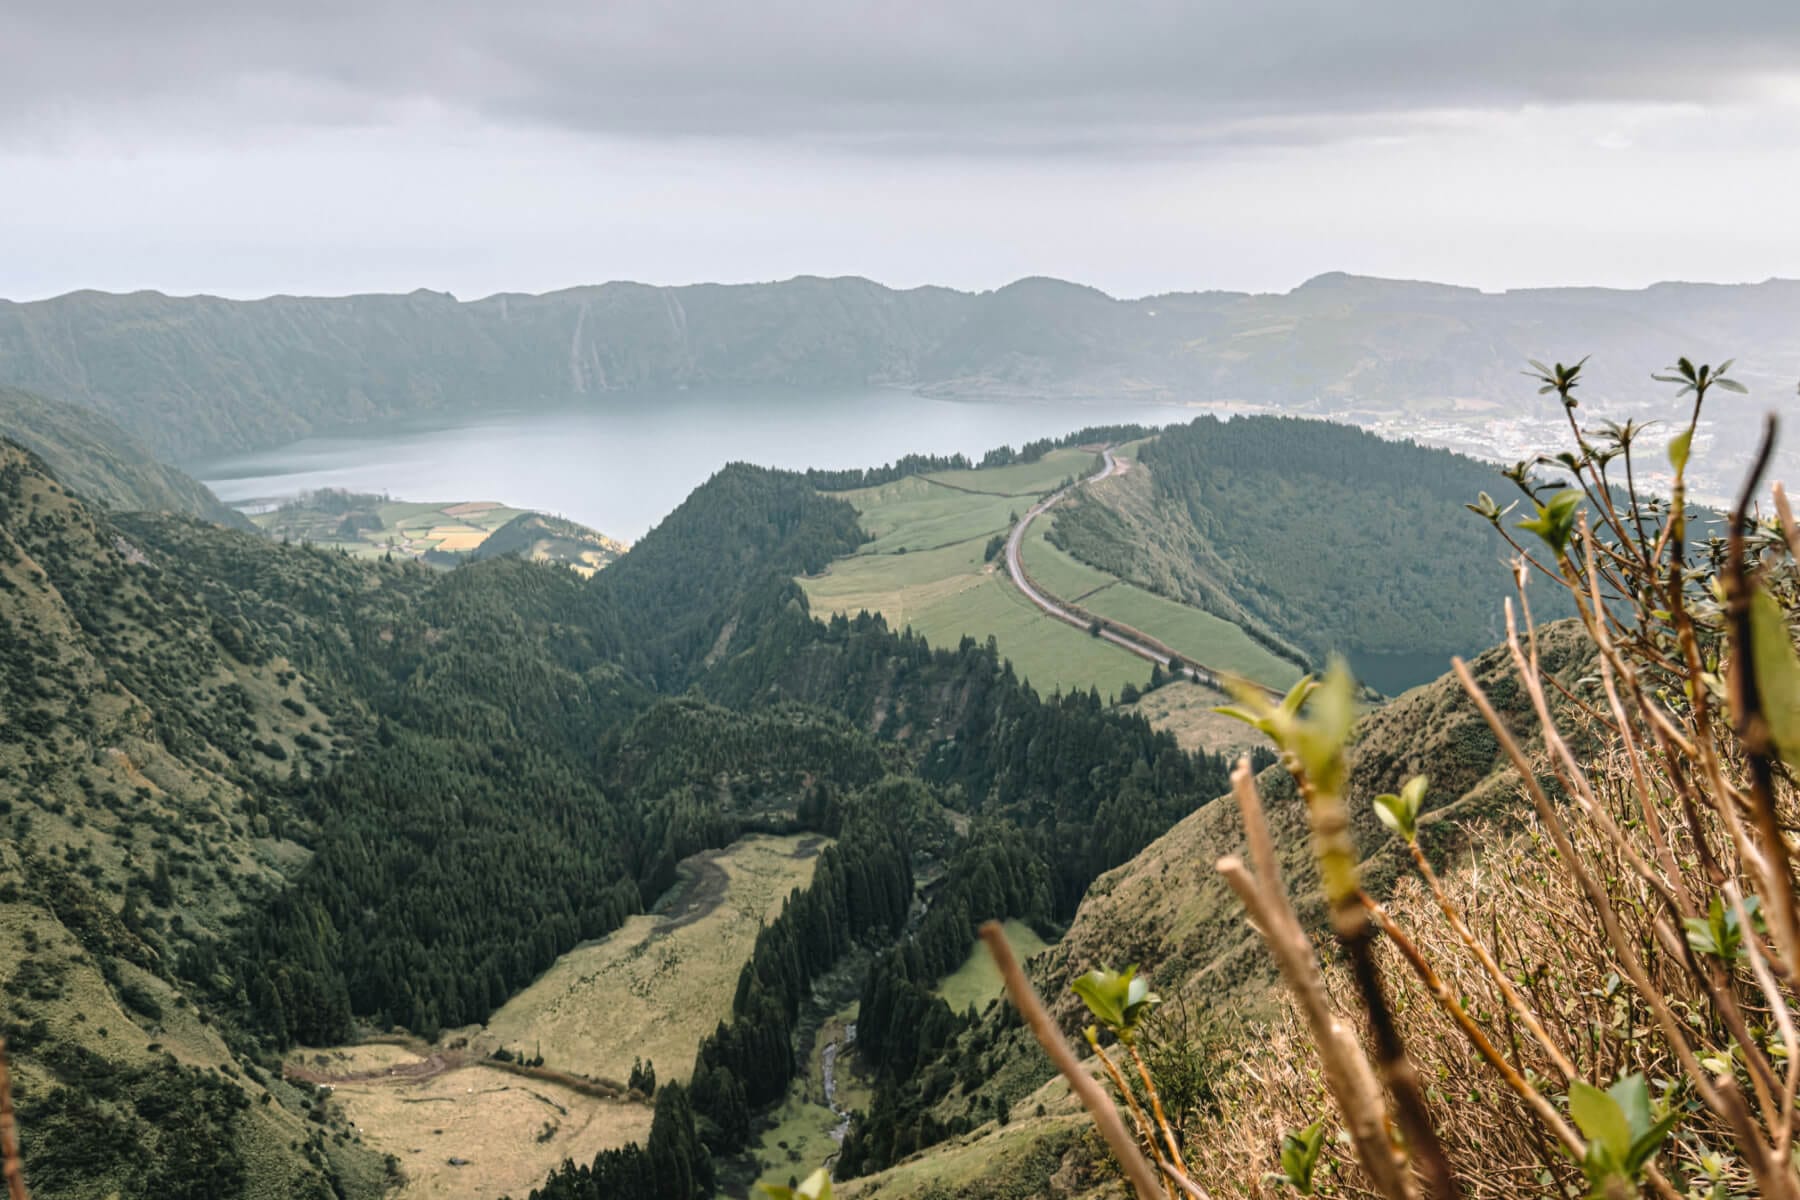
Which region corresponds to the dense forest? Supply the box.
[0,435,1251,1199]
[1053,415,1538,677]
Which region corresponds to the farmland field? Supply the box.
[298,834,825,1199]
[936,919,1051,1016]
[1022,525,1303,688]
[801,444,1295,700]
[288,1043,651,1200]
[253,495,529,561]
[483,833,829,1086]
[802,535,1151,698]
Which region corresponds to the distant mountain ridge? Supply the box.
[3,273,1798,462]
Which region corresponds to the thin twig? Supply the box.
[1221,761,1417,1200]
[1723,416,1800,976]
[980,922,1165,1200]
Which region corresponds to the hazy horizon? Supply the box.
[10,267,1800,308]
[6,1,1798,302]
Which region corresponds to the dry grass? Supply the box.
[424,526,489,551]
[1180,809,1762,1198]
[1022,375,1800,1200]
[287,834,825,1198]
[313,1051,652,1200]
[1121,680,1264,757]
[480,833,826,1086]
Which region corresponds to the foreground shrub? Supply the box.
[996,356,1800,1200]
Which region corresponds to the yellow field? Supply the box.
[298,1044,653,1200]
[424,526,489,551]
[482,833,829,1086]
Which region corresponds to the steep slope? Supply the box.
[832,627,1587,1197]
[1049,416,1561,691]
[0,435,1258,1199]
[0,385,247,525]
[4,274,1797,464]
[0,439,390,1199]
[1040,624,1588,1026]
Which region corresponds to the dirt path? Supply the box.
[1002,447,1282,700]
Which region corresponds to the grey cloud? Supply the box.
[5,0,1800,153]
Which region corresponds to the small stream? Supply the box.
[821,1022,857,1145]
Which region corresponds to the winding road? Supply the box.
[1003,446,1279,698]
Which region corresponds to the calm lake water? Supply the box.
[191,389,1190,541]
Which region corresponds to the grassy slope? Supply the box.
[936,919,1050,1017]
[832,633,1585,1200]
[1020,522,1301,688]
[289,1046,651,1200]
[1046,456,1309,668]
[0,387,247,525]
[801,447,1292,700]
[0,442,384,1198]
[469,511,628,576]
[1038,624,1587,1030]
[482,833,827,1085]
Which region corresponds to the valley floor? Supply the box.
[293,833,827,1199]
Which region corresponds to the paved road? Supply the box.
[1002,447,1284,699]
[1002,446,1210,679]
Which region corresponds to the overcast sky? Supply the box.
[4,0,1799,301]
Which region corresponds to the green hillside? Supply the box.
[799,444,1299,700]
[830,626,1583,1197]
[0,385,247,525]
[0,439,1244,1200]
[1049,415,1557,692]
[470,509,628,575]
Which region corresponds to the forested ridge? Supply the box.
[0,384,248,526]
[0,439,1252,1199]
[1054,415,1531,672]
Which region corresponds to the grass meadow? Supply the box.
[802,442,1294,700]
[935,919,1051,1016]
[300,835,825,1199]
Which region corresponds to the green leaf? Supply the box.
[1626,1109,1682,1174]
[1280,674,1318,716]
[1607,1073,1652,1138]
[1070,965,1161,1042]
[1748,586,1800,772]
[1372,775,1427,841]
[1211,704,1270,733]
[1518,488,1584,556]
[1569,1080,1631,1161]
[1070,971,1126,1029]
[1668,428,1693,474]
[1277,1120,1326,1194]
[1291,659,1355,797]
